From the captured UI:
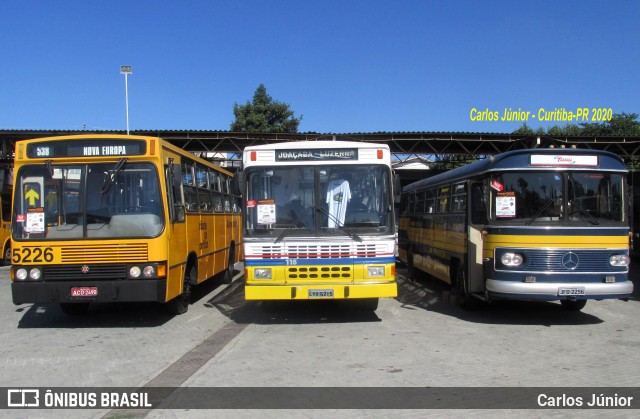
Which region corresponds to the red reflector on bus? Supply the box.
[251,151,257,161]
[377,149,383,159]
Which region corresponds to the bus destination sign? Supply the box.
[275,148,358,161]
[26,139,147,158]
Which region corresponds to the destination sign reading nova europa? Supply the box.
[26,139,147,158]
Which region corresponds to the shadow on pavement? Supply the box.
[15,270,231,329]
[394,265,608,326]
[205,276,382,325]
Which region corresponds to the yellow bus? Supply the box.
[0,192,11,265]
[398,148,632,311]
[10,134,242,315]
[241,141,397,311]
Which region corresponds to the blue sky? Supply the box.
[1,0,638,134]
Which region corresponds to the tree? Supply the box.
[579,112,640,136]
[513,113,640,137]
[231,84,302,133]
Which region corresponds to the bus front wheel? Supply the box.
[222,244,236,285]
[166,264,194,315]
[453,265,479,310]
[1,243,10,266]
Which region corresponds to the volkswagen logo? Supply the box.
[561,252,579,270]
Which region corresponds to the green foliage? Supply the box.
[512,123,544,136]
[231,84,302,133]
[513,113,640,136]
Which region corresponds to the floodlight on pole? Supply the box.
[120,65,132,134]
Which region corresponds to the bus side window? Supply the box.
[197,167,213,212]
[182,163,199,212]
[470,183,487,224]
[166,161,185,223]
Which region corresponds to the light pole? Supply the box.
[120,65,132,134]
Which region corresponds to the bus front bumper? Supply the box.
[12,279,167,305]
[245,282,397,300]
[486,279,633,300]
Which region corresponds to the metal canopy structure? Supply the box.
[1,129,640,165]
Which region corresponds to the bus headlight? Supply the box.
[14,267,42,281]
[143,265,156,278]
[15,268,28,280]
[254,268,272,279]
[29,268,42,280]
[129,266,142,278]
[610,255,630,267]
[368,266,385,277]
[501,253,524,267]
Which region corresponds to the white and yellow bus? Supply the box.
[398,148,633,311]
[11,134,242,315]
[241,141,397,311]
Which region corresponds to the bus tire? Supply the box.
[355,298,379,311]
[222,244,236,285]
[406,249,416,280]
[560,299,587,311]
[60,303,90,315]
[453,264,480,310]
[166,264,194,315]
[1,242,10,266]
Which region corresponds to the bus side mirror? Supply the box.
[235,172,245,197]
[393,172,401,204]
[167,162,185,223]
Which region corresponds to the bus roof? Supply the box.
[243,140,390,151]
[16,133,235,177]
[403,148,627,193]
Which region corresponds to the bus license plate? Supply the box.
[308,289,334,298]
[71,287,98,297]
[558,287,585,296]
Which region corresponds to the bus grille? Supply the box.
[250,243,388,259]
[288,244,351,258]
[518,249,624,273]
[60,244,149,263]
[287,266,352,280]
[44,264,128,281]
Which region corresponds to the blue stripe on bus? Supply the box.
[484,227,628,236]
[245,257,396,266]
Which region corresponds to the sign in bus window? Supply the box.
[496,191,516,218]
[25,208,45,233]
[257,199,276,225]
[23,182,42,209]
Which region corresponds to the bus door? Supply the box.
[467,182,486,293]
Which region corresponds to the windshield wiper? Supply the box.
[100,158,127,195]
[316,206,362,242]
[571,207,600,225]
[525,199,555,225]
[274,213,306,244]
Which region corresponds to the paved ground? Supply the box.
[1,261,639,418]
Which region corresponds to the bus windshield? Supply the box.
[13,162,164,240]
[245,164,392,237]
[489,171,624,224]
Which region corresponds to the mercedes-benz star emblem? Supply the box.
[561,252,579,270]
